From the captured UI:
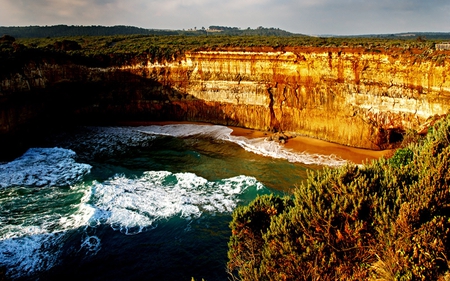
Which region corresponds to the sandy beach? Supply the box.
[228,126,390,165]
[119,121,391,165]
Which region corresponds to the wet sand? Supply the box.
[119,121,391,165]
[229,126,391,165]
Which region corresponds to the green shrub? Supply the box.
[227,194,293,280]
[228,114,450,280]
[389,147,414,167]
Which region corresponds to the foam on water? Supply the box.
[229,136,347,167]
[0,185,95,240]
[137,124,233,139]
[89,171,265,235]
[0,232,66,279]
[47,125,346,167]
[0,183,96,279]
[0,148,95,278]
[0,125,327,279]
[137,124,347,167]
[0,147,92,188]
[79,234,102,256]
[0,164,264,277]
[48,126,156,161]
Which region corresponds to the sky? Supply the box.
[0,0,449,35]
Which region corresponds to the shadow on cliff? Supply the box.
[0,70,246,161]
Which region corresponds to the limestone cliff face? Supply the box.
[1,48,450,151]
[124,49,450,149]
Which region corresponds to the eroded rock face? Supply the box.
[125,49,450,149]
[1,48,450,151]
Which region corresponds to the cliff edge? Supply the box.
[1,46,449,156]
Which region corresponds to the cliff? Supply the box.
[1,47,450,157]
[124,48,450,149]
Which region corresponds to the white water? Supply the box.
[0,182,96,279]
[0,145,266,278]
[137,124,347,167]
[0,232,66,278]
[0,124,343,279]
[0,147,92,188]
[89,172,264,235]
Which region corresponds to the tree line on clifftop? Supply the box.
[1,30,448,75]
[0,25,297,39]
[3,25,450,40]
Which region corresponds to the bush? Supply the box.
[227,194,293,280]
[388,147,414,167]
[228,114,450,280]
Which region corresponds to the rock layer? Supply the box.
[1,48,450,154]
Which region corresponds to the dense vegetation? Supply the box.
[0,25,298,39]
[2,24,450,40]
[228,114,450,280]
[0,25,183,38]
[1,25,449,70]
[1,31,447,74]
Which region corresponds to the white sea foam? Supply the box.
[2,168,257,276]
[0,167,263,278]
[137,124,233,139]
[0,184,95,239]
[48,126,156,161]
[0,232,66,279]
[136,124,347,167]
[0,128,277,278]
[0,183,96,279]
[80,235,102,256]
[48,125,346,166]
[229,136,347,167]
[0,147,92,188]
[89,171,264,235]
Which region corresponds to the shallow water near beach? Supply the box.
[0,124,342,280]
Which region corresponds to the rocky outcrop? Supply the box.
[1,47,450,156]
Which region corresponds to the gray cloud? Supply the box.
[0,0,449,34]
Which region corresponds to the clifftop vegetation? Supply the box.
[1,30,447,73]
[3,24,450,40]
[0,25,298,38]
[2,25,450,67]
[228,115,450,280]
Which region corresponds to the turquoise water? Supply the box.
[0,124,341,280]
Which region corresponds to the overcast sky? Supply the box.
[0,0,449,35]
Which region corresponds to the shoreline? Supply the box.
[228,126,390,165]
[119,121,391,165]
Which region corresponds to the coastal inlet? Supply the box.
[0,124,345,280]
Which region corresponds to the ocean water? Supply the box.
[0,124,345,280]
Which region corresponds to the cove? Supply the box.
[0,123,348,280]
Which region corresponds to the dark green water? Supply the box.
[0,124,340,280]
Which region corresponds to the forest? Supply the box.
[0,25,297,38]
[3,24,450,39]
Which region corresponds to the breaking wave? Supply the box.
[0,182,95,279]
[0,124,337,279]
[89,171,265,235]
[0,147,91,188]
[137,124,347,167]
[0,146,266,278]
